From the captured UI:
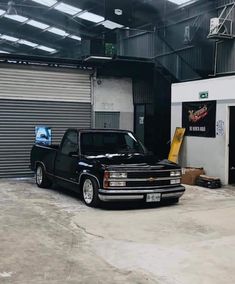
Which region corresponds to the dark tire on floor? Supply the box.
[82,177,100,207]
[36,164,52,188]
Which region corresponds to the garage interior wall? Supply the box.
[171,75,235,184]
[93,77,133,131]
[0,66,91,178]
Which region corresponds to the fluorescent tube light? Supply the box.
[54,2,81,15]
[0,9,5,16]
[102,20,123,30]
[1,35,19,42]
[47,27,69,37]
[18,39,38,47]
[77,11,104,23]
[31,0,57,7]
[4,14,28,23]
[168,0,191,4]
[69,35,81,41]
[0,50,10,54]
[27,19,49,30]
[37,45,56,53]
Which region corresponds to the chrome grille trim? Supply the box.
[107,169,181,173]
[107,177,181,182]
[102,184,181,190]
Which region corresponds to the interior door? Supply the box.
[229,107,235,184]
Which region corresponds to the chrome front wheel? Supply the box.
[83,179,94,204]
[82,177,100,207]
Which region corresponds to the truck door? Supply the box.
[54,130,79,189]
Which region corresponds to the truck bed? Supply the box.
[30,144,59,174]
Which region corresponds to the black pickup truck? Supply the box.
[30,129,185,207]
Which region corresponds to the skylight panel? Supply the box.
[54,2,82,15]
[47,27,69,37]
[0,9,5,16]
[18,39,38,47]
[4,14,28,23]
[37,45,56,53]
[31,0,57,7]
[1,35,19,42]
[168,0,191,4]
[77,12,104,23]
[69,35,81,41]
[27,19,49,30]
[102,20,124,30]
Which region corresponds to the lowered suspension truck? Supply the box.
[30,129,185,207]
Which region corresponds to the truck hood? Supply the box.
[84,153,180,169]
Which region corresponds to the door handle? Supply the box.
[230,167,235,170]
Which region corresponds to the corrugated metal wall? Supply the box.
[217,0,235,7]
[0,67,91,102]
[0,66,92,178]
[112,1,235,79]
[133,80,154,104]
[95,112,120,129]
[215,3,235,74]
[216,40,235,74]
[0,99,91,178]
[116,29,155,59]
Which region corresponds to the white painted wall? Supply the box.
[93,77,133,131]
[172,75,235,184]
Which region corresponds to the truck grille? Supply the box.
[127,171,171,179]
[126,180,171,187]
[106,169,181,189]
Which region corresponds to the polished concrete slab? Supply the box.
[0,179,235,284]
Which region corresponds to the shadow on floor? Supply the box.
[25,178,180,211]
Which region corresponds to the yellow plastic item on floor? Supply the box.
[168,127,185,163]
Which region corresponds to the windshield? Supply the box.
[81,132,146,156]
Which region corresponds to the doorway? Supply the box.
[229,107,235,184]
[95,112,120,129]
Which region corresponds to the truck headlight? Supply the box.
[110,172,127,178]
[103,171,127,188]
[170,179,181,185]
[170,171,181,177]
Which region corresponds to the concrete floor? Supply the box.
[0,180,235,284]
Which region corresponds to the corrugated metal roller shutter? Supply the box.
[0,66,92,178]
[0,67,91,102]
[0,99,91,178]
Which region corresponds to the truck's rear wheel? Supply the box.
[82,177,100,207]
[36,165,52,188]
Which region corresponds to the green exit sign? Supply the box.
[199,91,209,99]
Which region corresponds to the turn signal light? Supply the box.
[103,171,110,189]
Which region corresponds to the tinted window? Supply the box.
[61,131,78,155]
[81,132,145,156]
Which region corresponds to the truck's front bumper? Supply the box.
[98,186,185,202]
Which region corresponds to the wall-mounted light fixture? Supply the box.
[114,9,123,16]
